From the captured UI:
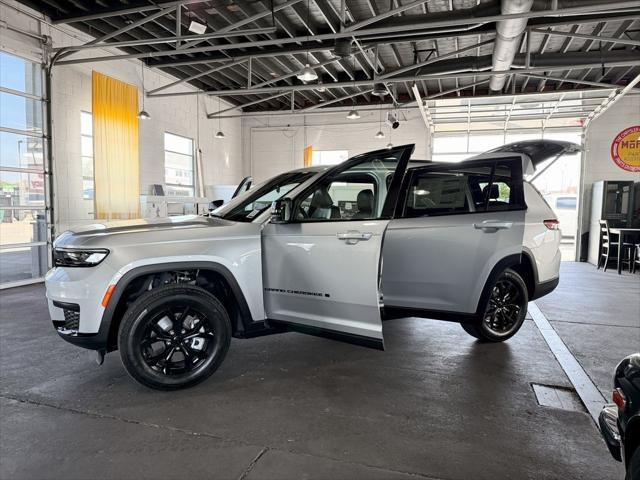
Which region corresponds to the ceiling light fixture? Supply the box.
[374,104,385,139]
[346,108,360,120]
[372,82,388,97]
[215,96,225,139]
[297,64,318,82]
[296,0,317,83]
[386,142,393,149]
[137,62,150,120]
[188,20,206,35]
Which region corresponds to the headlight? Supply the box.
[53,248,109,267]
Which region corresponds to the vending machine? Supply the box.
[587,180,635,264]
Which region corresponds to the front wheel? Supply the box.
[461,268,528,342]
[118,284,231,390]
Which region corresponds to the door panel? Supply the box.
[382,210,525,313]
[262,220,389,343]
[381,157,526,315]
[261,144,415,349]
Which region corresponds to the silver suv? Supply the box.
[46,141,575,390]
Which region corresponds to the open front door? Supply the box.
[261,145,414,349]
[232,176,253,198]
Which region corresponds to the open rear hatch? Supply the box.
[468,140,581,175]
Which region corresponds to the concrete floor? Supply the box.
[0,262,636,480]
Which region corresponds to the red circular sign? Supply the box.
[611,125,640,172]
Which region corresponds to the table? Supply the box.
[609,228,640,274]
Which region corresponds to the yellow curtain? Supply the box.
[92,71,140,220]
[303,145,313,167]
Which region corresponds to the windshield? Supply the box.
[215,171,316,222]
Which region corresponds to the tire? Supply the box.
[460,268,528,343]
[627,446,640,480]
[118,284,231,390]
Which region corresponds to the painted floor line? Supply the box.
[529,302,606,423]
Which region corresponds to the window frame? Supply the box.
[395,156,526,219]
[80,111,94,200]
[163,131,196,197]
[286,145,413,224]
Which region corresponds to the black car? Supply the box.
[600,353,640,480]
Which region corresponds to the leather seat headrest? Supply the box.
[357,189,374,213]
[483,184,500,200]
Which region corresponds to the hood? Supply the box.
[54,215,235,247]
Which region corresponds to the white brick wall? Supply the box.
[579,95,640,236]
[242,109,431,181]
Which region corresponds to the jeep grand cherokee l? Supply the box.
[46,140,575,390]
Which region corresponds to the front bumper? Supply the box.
[45,262,117,351]
[599,404,622,462]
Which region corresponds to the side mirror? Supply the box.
[209,199,224,210]
[271,198,292,223]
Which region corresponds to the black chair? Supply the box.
[632,244,640,274]
[597,220,633,272]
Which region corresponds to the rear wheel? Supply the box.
[461,269,528,342]
[118,284,231,390]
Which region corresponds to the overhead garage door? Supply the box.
[0,49,50,288]
[250,128,296,183]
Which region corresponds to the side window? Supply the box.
[297,174,376,221]
[403,160,524,218]
[294,156,402,222]
[484,161,524,212]
[404,165,493,217]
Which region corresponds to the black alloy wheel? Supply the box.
[119,284,231,390]
[140,304,214,375]
[461,268,528,342]
[483,277,523,335]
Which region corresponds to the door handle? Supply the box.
[473,221,513,231]
[337,231,373,244]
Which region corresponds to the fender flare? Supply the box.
[101,261,254,351]
[474,253,524,316]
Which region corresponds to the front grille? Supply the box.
[63,309,80,330]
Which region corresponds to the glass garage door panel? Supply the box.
[1,50,48,287]
[0,209,48,245]
[0,245,47,284]
[0,132,44,170]
[0,92,43,134]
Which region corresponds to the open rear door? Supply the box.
[261,145,414,350]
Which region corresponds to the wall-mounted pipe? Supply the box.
[490,0,534,92]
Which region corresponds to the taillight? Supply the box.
[612,388,626,411]
[544,219,559,230]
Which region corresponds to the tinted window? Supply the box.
[405,166,492,217]
[403,160,524,218]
